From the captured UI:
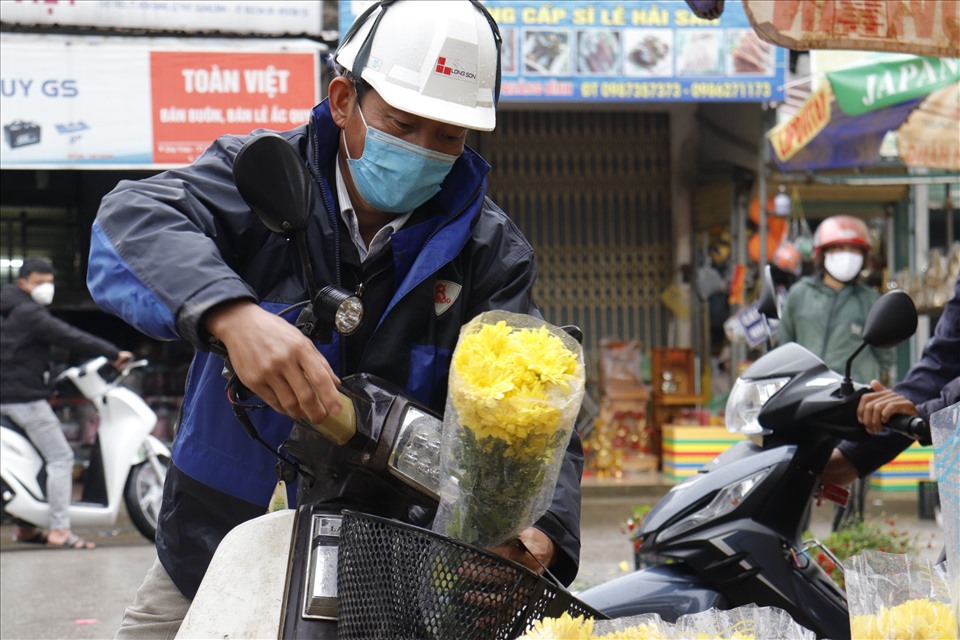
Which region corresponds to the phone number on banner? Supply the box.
[580,80,774,101]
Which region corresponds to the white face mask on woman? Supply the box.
[824,251,864,283]
[29,282,55,305]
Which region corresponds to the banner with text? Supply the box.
[0,0,325,37]
[338,0,786,103]
[743,0,960,59]
[0,35,322,168]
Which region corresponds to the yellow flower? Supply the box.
[519,613,595,639]
[450,320,583,459]
[850,598,958,640]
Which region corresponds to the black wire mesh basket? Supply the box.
[336,510,606,640]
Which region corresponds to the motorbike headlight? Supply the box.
[724,376,789,436]
[658,467,774,542]
[388,405,442,500]
[315,285,364,336]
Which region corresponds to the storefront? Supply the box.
[1,1,330,438]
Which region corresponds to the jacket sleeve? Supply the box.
[894,275,960,406]
[465,199,583,586]
[87,134,265,350]
[25,305,121,360]
[838,275,960,475]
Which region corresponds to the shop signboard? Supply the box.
[0,34,323,169]
[0,0,324,36]
[337,0,786,103]
[768,55,960,171]
[743,0,960,59]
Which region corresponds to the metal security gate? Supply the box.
[474,110,673,376]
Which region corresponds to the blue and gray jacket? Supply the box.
[88,99,583,598]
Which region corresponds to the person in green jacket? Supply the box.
[776,215,895,384]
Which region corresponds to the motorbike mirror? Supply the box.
[841,290,917,395]
[756,265,780,320]
[233,133,314,235]
[861,290,918,348]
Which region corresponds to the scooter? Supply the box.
[576,269,928,640]
[1,357,171,541]
[177,134,599,639]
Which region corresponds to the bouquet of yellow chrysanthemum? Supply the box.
[846,550,958,640]
[432,310,585,547]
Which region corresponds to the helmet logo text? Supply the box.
[434,56,477,83]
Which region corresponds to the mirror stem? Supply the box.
[295,232,319,301]
[841,342,868,396]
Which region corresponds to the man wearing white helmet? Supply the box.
[90,2,583,636]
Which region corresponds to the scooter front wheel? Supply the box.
[124,455,170,542]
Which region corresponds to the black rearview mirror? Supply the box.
[861,290,918,349]
[233,133,314,235]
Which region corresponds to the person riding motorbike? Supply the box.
[87,2,583,637]
[0,257,133,549]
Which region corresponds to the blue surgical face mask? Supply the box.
[343,104,458,214]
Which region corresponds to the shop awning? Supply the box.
[767,56,960,172]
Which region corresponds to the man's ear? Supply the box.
[328,76,355,129]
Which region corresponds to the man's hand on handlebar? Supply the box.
[490,527,557,575]
[112,351,135,369]
[857,380,918,434]
[205,299,342,423]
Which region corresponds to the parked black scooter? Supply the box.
[577,269,927,640]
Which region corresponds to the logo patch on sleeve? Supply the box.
[434,280,462,316]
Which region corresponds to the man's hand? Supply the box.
[490,527,556,575]
[112,350,135,368]
[857,379,917,434]
[822,448,860,487]
[205,300,341,423]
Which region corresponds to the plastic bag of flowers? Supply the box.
[432,310,585,547]
[520,604,814,639]
[845,549,958,639]
[930,400,959,634]
[670,604,815,639]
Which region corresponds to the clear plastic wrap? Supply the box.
[432,311,585,547]
[845,550,958,639]
[522,604,815,639]
[931,401,960,636]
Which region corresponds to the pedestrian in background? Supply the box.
[777,215,895,384]
[0,257,132,549]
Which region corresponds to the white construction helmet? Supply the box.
[335,0,501,131]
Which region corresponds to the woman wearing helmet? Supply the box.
[776,215,895,385]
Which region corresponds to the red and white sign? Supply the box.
[151,51,318,164]
[0,34,324,168]
[743,0,960,58]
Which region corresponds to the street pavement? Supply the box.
[0,484,945,639]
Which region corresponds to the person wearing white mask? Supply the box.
[776,215,896,385]
[0,257,132,549]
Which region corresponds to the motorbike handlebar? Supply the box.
[883,414,930,442]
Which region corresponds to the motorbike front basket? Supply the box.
[337,510,604,639]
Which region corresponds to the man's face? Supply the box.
[18,271,54,293]
[342,83,468,160]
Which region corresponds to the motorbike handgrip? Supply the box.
[305,390,357,445]
[883,414,930,442]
